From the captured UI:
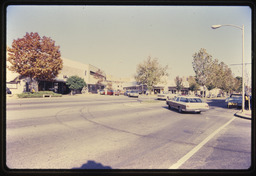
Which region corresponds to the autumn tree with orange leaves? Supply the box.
[7,32,63,91]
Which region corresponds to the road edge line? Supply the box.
[169,116,236,169]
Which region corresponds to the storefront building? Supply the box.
[6,57,106,95]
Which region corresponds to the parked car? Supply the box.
[99,90,105,95]
[6,87,12,94]
[225,94,242,108]
[128,90,139,98]
[124,90,131,96]
[107,90,114,95]
[166,96,209,113]
[114,90,120,96]
[157,92,176,100]
[207,94,216,98]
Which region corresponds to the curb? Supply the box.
[234,110,251,120]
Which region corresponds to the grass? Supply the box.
[140,100,159,104]
[17,91,62,98]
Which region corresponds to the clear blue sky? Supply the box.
[7,5,252,82]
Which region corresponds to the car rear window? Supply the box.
[180,97,188,102]
[188,98,202,103]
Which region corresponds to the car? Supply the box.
[128,90,139,98]
[107,90,114,95]
[207,94,216,98]
[225,94,242,108]
[157,92,176,100]
[99,90,105,95]
[114,90,120,96]
[166,96,209,113]
[124,90,131,96]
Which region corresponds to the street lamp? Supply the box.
[211,24,245,112]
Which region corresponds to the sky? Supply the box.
[6,5,252,83]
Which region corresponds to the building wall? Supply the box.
[6,80,26,95]
[6,57,107,94]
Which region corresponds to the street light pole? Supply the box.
[211,24,245,112]
[242,24,245,112]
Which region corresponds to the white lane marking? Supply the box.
[169,116,236,169]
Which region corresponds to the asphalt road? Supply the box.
[5,95,251,170]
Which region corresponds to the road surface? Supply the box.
[6,95,251,170]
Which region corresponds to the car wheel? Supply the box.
[178,107,182,113]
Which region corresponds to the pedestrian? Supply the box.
[245,94,249,110]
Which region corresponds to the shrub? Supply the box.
[17,91,62,98]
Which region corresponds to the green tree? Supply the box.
[175,76,183,94]
[192,48,213,87]
[188,76,200,94]
[218,62,235,93]
[206,59,219,90]
[66,76,87,95]
[7,32,63,91]
[135,56,168,93]
[192,48,235,92]
[233,76,242,92]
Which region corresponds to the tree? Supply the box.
[206,59,219,91]
[66,76,87,95]
[175,76,183,94]
[7,32,63,91]
[188,76,200,94]
[135,56,168,93]
[233,76,242,93]
[192,48,214,87]
[218,62,235,93]
[192,48,235,92]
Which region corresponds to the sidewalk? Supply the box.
[235,110,252,120]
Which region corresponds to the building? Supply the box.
[106,75,134,93]
[123,76,191,95]
[6,57,106,94]
[57,58,106,94]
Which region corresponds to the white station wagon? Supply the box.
[166,96,209,113]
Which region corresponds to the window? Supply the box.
[187,98,202,103]
[180,97,188,102]
[90,71,95,76]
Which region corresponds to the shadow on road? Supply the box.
[162,106,201,114]
[206,98,241,109]
[162,98,241,112]
[206,99,227,108]
[72,160,112,169]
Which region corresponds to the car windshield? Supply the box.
[231,97,242,100]
[230,94,242,98]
